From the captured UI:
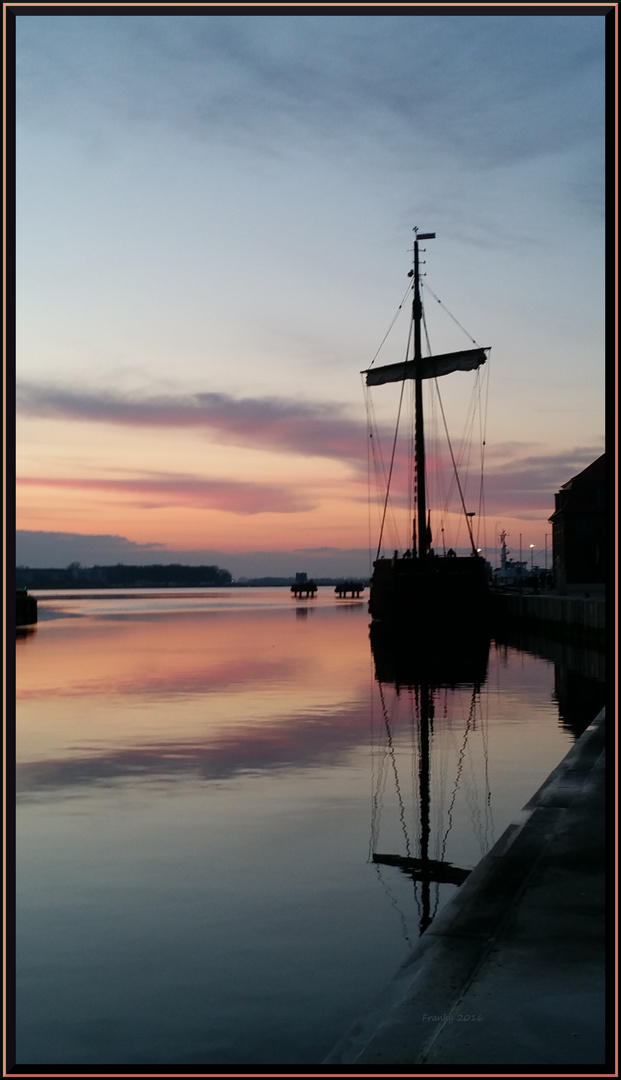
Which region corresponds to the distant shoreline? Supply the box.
[16,566,368,590]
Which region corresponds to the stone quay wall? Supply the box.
[491,592,605,646]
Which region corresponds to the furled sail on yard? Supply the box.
[363,346,488,386]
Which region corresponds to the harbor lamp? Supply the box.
[466,512,476,554]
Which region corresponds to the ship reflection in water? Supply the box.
[369,622,493,938]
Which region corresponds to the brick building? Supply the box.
[548,454,606,592]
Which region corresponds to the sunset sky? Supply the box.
[15,11,608,578]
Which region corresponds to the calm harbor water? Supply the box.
[15,587,601,1065]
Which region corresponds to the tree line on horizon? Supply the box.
[16,563,233,589]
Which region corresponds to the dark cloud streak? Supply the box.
[17,382,370,467]
[15,531,373,576]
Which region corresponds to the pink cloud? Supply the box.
[17,473,317,515]
[17,384,604,518]
[17,383,370,466]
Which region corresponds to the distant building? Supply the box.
[548,454,606,592]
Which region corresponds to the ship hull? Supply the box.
[369,554,490,629]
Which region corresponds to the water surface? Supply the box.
[16,588,583,1064]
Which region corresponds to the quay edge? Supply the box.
[490,590,605,647]
[323,707,607,1066]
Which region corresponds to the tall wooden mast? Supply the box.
[412,230,435,558]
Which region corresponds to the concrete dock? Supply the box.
[324,708,609,1067]
[491,590,605,646]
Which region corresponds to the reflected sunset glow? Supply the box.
[15,589,600,1066]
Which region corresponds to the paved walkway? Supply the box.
[324,709,609,1067]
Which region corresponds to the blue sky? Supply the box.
[15,11,608,576]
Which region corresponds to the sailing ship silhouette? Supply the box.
[363,229,492,628]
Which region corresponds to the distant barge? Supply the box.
[334,582,365,598]
[290,580,367,599]
[291,580,318,598]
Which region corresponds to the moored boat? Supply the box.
[363,230,492,628]
[16,587,38,627]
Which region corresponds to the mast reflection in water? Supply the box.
[369,623,492,937]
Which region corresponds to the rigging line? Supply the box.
[456,384,479,528]
[422,302,431,356]
[366,381,372,575]
[433,379,477,553]
[368,634,379,858]
[372,681,399,838]
[462,705,486,859]
[477,484,486,551]
[423,281,480,346]
[367,281,413,369]
[408,691,418,836]
[449,369,481,493]
[371,668,400,856]
[438,697,475,867]
[365,384,404,553]
[407,382,417,541]
[364,377,376,577]
[479,677,495,850]
[376,377,407,558]
[432,689,451,857]
[372,864,414,951]
[370,766,388,857]
[451,369,485,537]
[440,375,478,517]
[421,304,453,548]
[365,388,391,533]
[370,753,391,857]
[468,370,485,544]
[399,319,415,547]
[405,692,422,853]
[371,701,394,851]
[370,713,392,856]
[405,697,424,923]
[424,368,478,545]
[406,314,416,525]
[477,358,491,549]
[421,304,440,527]
[379,681,413,858]
[422,284,487,550]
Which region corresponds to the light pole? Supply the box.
[466,512,476,555]
[530,544,535,571]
